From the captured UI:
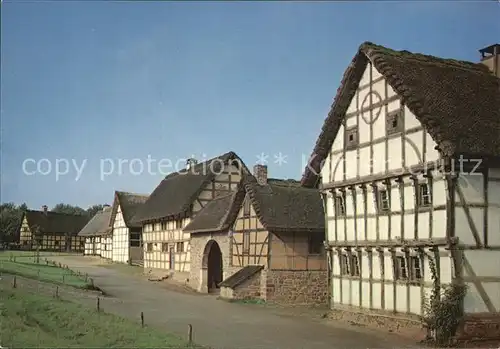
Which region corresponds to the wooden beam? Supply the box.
[463,256,497,312]
[455,183,482,248]
[327,237,456,249]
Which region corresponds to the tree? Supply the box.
[0,202,26,244]
[86,204,108,218]
[51,203,86,215]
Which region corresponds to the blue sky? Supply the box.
[1,1,499,210]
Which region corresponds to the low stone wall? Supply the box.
[328,306,426,340]
[264,270,328,306]
[232,271,262,300]
[458,313,500,340]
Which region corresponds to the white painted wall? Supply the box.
[111,205,129,263]
[321,61,452,317]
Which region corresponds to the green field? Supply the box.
[0,251,91,288]
[0,288,196,348]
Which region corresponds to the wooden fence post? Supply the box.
[187,324,193,344]
[140,312,144,327]
[96,297,100,312]
[62,275,65,283]
[55,286,59,298]
[12,275,17,288]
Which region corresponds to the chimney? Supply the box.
[186,158,198,170]
[42,205,48,214]
[479,44,500,78]
[253,164,268,185]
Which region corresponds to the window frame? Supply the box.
[242,231,250,254]
[378,188,390,213]
[386,110,403,135]
[345,126,359,150]
[418,183,432,207]
[335,195,346,217]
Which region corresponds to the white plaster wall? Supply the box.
[331,249,453,316]
[111,205,129,263]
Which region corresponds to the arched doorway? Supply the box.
[203,240,223,293]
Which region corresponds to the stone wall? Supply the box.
[265,270,328,306]
[232,271,262,300]
[458,313,500,340]
[188,232,235,292]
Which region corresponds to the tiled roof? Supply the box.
[183,189,245,234]
[110,191,149,229]
[185,174,325,234]
[245,176,324,233]
[78,207,112,236]
[301,42,500,187]
[132,151,248,223]
[24,210,90,236]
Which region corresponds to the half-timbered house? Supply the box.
[184,165,327,305]
[19,205,89,252]
[78,205,112,256]
[109,191,149,265]
[301,42,500,338]
[131,152,246,282]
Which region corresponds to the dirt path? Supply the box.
[3,255,421,349]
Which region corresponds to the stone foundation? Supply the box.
[264,270,328,305]
[458,313,500,340]
[220,269,328,306]
[328,306,426,340]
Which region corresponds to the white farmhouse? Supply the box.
[78,205,112,256]
[301,42,500,339]
[109,191,149,265]
[131,152,245,283]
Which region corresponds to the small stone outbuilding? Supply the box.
[184,165,328,306]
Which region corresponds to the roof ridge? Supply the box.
[361,41,489,74]
[163,151,237,180]
[116,190,149,197]
[26,209,88,217]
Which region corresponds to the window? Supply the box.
[395,256,408,280]
[340,254,350,275]
[335,196,346,216]
[409,256,423,281]
[161,243,169,252]
[176,242,184,253]
[345,126,359,150]
[54,241,59,247]
[308,233,323,254]
[351,255,360,276]
[418,183,431,207]
[151,223,156,231]
[378,189,390,212]
[161,221,167,231]
[147,243,153,252]
[386,110,403,135]
[175,220,183,229]
[243,197,251,216]
[243,232,250,254]
[80,241,84,248]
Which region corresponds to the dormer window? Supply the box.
[345,126,359,150]
[386,110,403,135]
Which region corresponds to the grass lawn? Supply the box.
[0,288,197,348]
[0,251,90,288]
